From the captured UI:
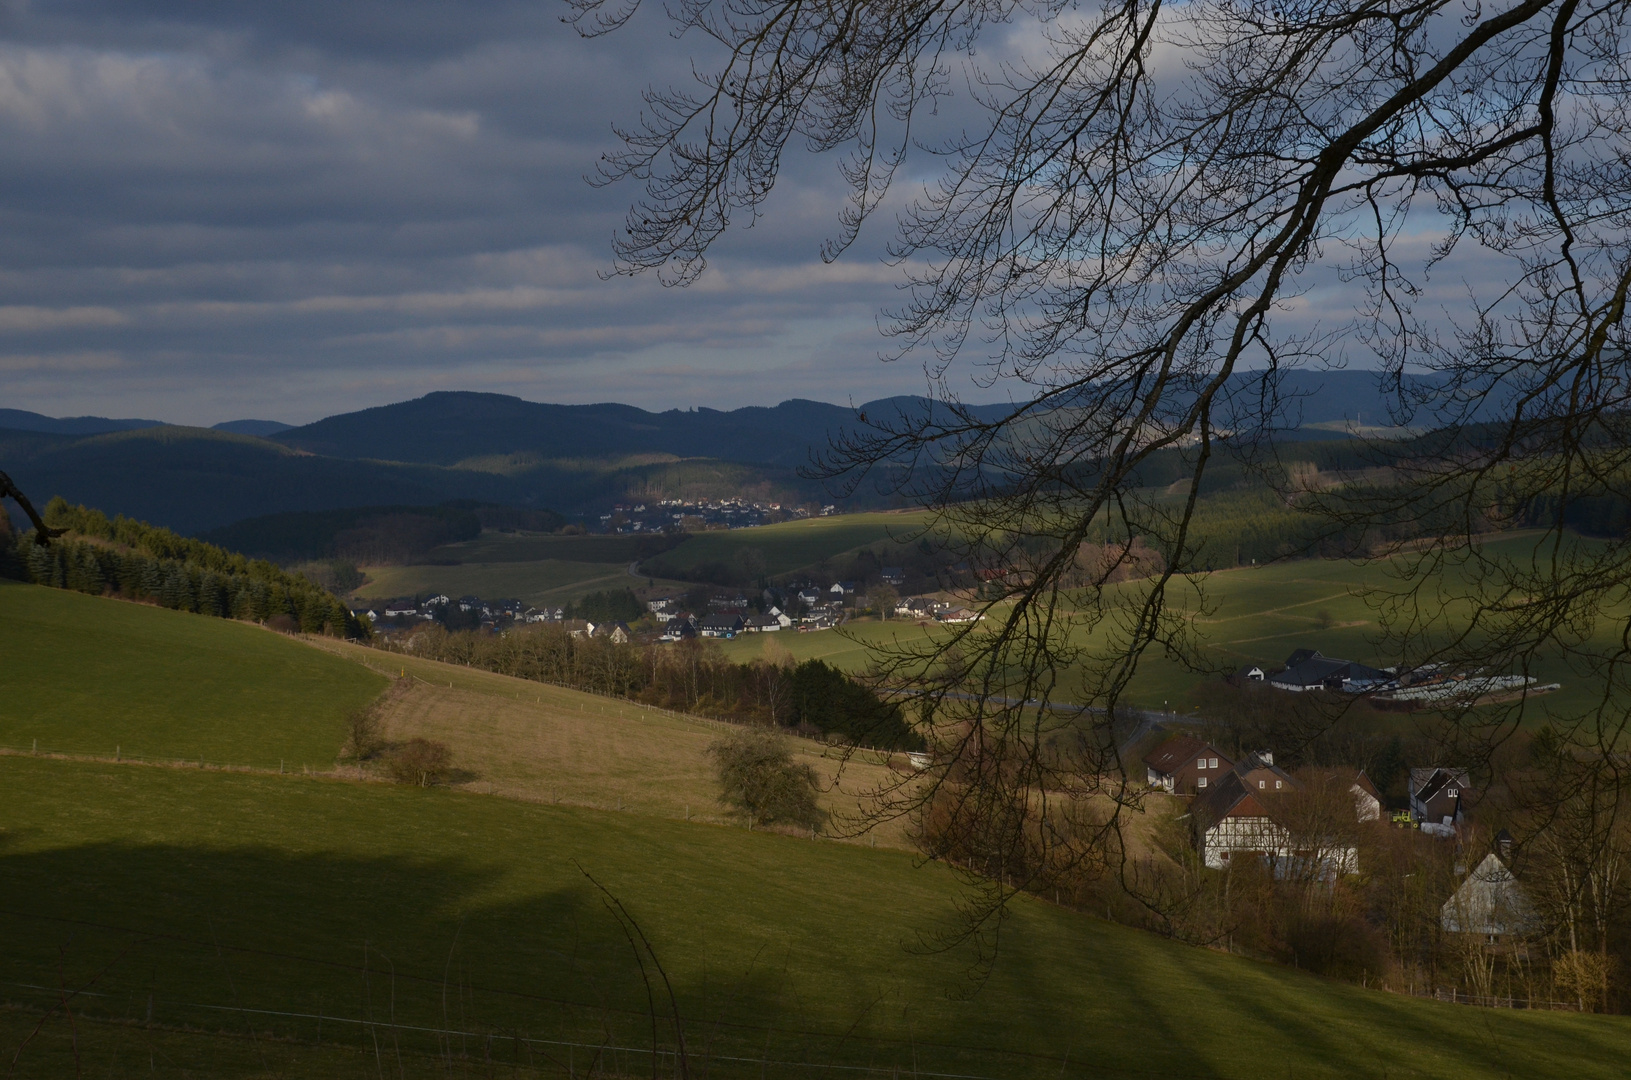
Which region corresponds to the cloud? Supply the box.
[0,3,938,423]
[0,2,1516,427]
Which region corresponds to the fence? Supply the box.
[0,909,1182,1080]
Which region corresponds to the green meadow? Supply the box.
[0,580,384,765]
[653,511,935,578]
[3,754,1628,1079]
[358,557,638,607]
[720,543,1603,719]
[1,580,1627,1076]
[355,532,692,606]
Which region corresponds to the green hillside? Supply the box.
[648,511,935,579]
[2,755,1625,1079]
[0,580,385,764]
[720,547,1597,717]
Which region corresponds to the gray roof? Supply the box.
[1272,653,1393,690]
[1442,854,1534,936]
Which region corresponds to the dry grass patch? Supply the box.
[306,639,913,846]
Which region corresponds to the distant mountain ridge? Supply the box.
[1,372,1461,536]
[0,409,292,437]
[270,372,1456,467]
[271,392,1012,468]
[0,408,166,436]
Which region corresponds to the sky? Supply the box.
[0,0,947,425]
[0,3,1512,427]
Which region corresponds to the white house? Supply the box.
[1442,853,1534,940]
[1194,770,1359,876]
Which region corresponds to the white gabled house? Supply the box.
[1193,769,1359,876]
[1442,853,1534,942]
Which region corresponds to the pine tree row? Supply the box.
[4,499,369,639]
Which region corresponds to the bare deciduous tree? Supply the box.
[577,0,1631,939]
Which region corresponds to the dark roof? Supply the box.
[1412,767,1471,801]
[1144,735,1214,775]
[1273,655,1393,689]
[1193,771,1274,830]
[1274,656,1353,687]
[699,614,744,630]
[1285,648,1321,668]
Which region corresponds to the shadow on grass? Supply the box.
[0,823,1624,1079]
[0,841,1090,1080]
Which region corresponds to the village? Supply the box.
[1139,643,1557,961]
[361,569,988,640]
[596,497,830,534]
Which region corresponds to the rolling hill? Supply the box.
[0,579,385,764]
[0,371,1459,537]
[3,571,1625,1078]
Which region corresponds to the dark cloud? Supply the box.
[0,1,926,423]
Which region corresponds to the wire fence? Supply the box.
[0,909,1180,1080]
[1399,985,1584,1011]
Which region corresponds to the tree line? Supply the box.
[1,499,370,639]
[385,623,924,751]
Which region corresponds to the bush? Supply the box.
[343,704,388,762]
[383,738,454,786]
[708,727,826,831]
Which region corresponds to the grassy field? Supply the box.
[719,546,1600,718]
[312,639,912,844]
[3,755,1628,1079]
[351,512,938,608]
[357,557,640,607]
[355,532,694,606]
[0,580,385,765]
[652,511,935,578]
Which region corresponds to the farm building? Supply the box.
[1269,649,1394,693]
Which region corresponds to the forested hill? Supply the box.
[272,392,1015,467]
[269,371,1459,466]
[0,371,1485,537]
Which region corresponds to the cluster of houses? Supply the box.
[365,594,633,640]
[1234,647,1559,708]
[1144,731,1532,941]
[371,594,525,624]
[598,497,813,534]
[646,587,844,639]
[892,594,984,623]
[1144,734,1474,870]
[362,578,988,645]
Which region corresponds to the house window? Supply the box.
[1198,777,1208,788]
[1197,758,1207,769]
[1258,780,1266,789]
[1448,789,1458,798]
[1275,781,1283,789]
[1209,758,1218,768]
